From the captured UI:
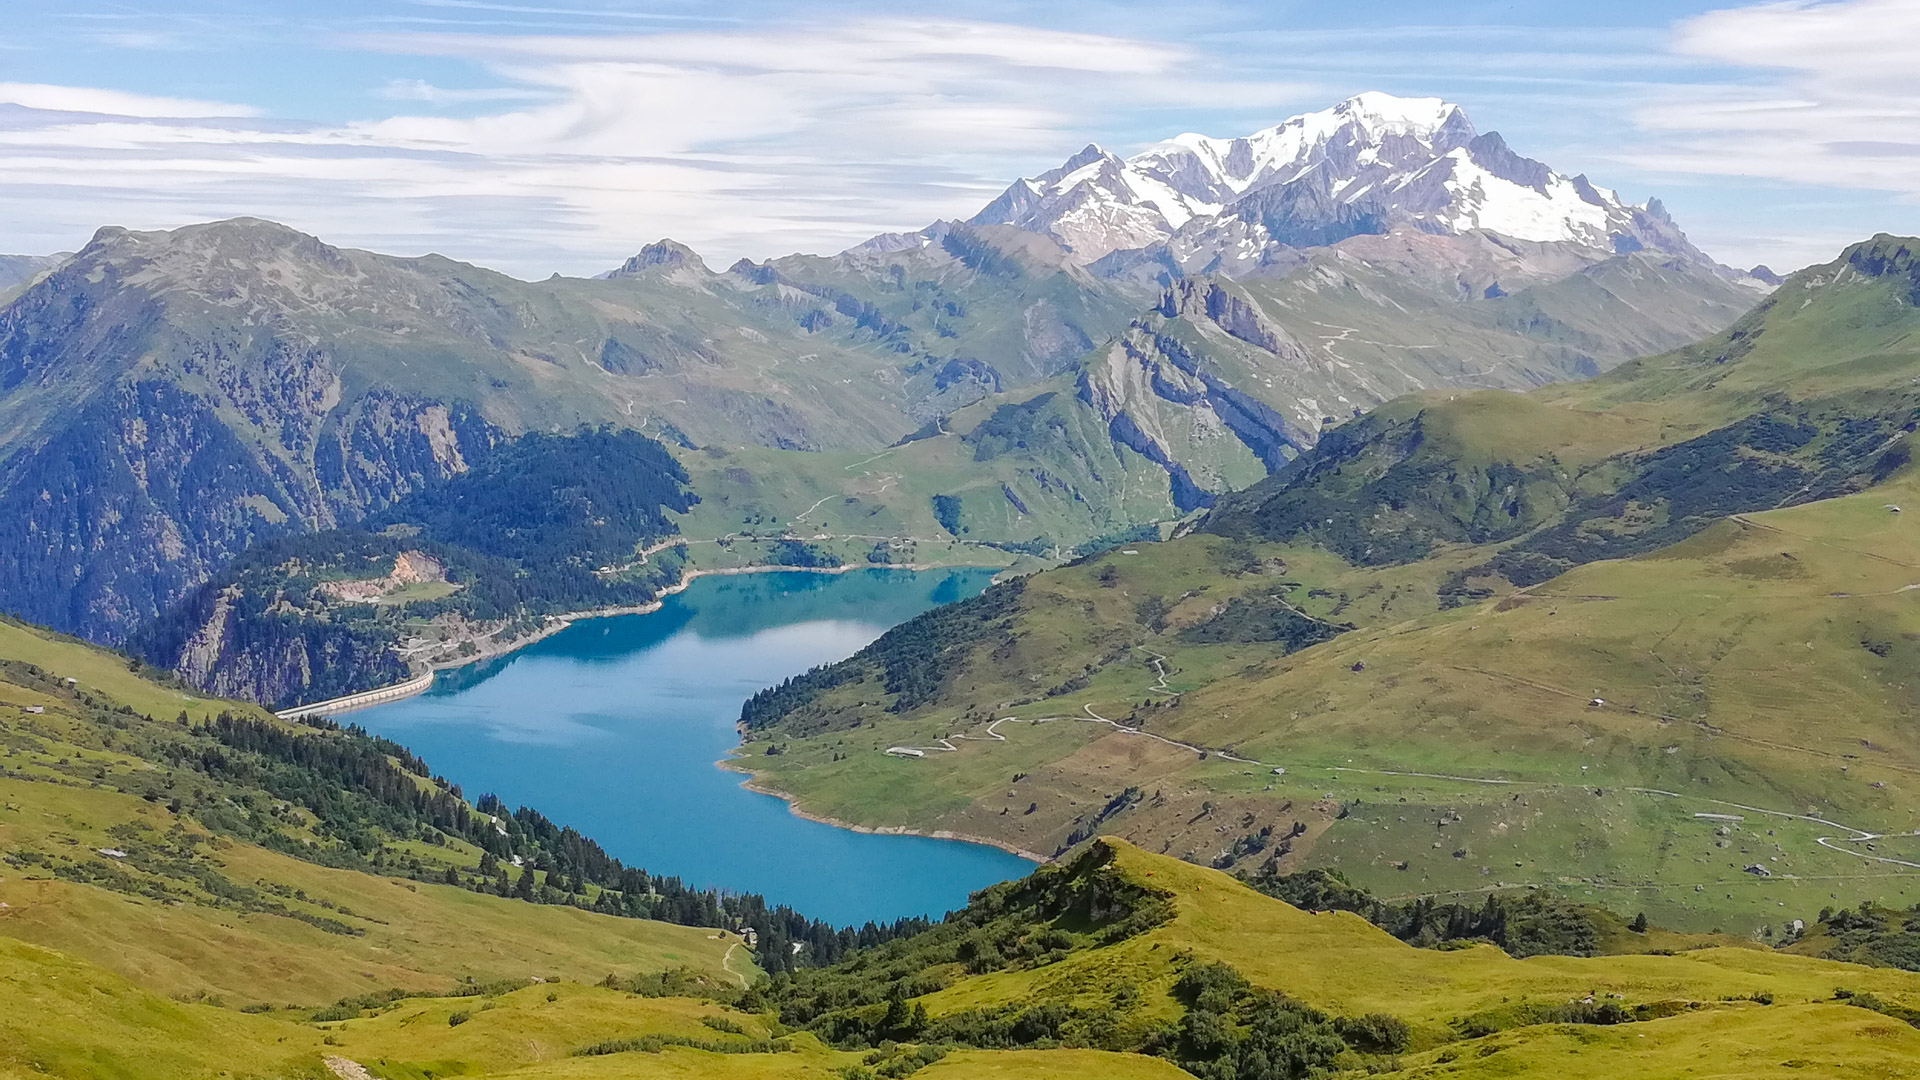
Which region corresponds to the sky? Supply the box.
[0,0,1914,278]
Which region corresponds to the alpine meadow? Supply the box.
[2,4,1919,1078]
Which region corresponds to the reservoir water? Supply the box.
[352,567,1033,926]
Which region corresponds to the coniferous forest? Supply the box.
[130,427,700,709]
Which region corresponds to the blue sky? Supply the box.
[0,0,1914,277]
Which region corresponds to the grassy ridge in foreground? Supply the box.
[5,838,1920,1078]
[762,839,1920,1079]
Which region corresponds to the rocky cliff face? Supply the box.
[1075,282,1313,509]
[160,579,411,709]
[0,222,521,642]
[0,370,488,641]
[1058,245,1764,513]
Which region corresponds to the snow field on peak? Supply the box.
[1426,150,1614,246]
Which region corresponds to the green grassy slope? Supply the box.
[0,936,327,1080]
[9,837,1917,1079]
[0,616,746,1005]
[676,383,1187,563]
[733,237,1920,934]
[769,840,1920,1079]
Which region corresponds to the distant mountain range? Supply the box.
[958,93,1749,283]
[0,92,1770,672]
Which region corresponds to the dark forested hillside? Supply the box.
[130,427,698,709]
[1204,394,1917,588]
[365,428,693,565]
[738,578,1026,736]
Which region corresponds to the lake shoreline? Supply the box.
[278,559,996,719]
[718,758,1051,864]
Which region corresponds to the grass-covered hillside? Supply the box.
[4,576,1914,1079]
[734,236,1920,935]
[0,614,742,1001]
[10,820,1920,1080]
[765,840,1920,1079]
[0,610,979,1029]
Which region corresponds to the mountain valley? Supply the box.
[6,82,1920,1080]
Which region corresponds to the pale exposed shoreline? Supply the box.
[720,759,1050,864]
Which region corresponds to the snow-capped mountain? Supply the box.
[967,92,1704,270]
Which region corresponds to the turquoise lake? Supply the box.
[352,567,1033,927]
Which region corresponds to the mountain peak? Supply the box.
[606,239,711,278]
[71,218,361,283]
[1329,91,1467,136]
[1841,234,1920,300]
[1059,143,1109,171]
[967,92,1489,262]
[86,216,319,254]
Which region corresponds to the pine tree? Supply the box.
[880,996,911,1038]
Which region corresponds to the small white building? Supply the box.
[885,746,926,758]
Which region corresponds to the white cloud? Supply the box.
[0,82,261,119]
[0,17,1310,275]
[1629,0,1920,195]
[407,0,733,22]
[375,78,554,105]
